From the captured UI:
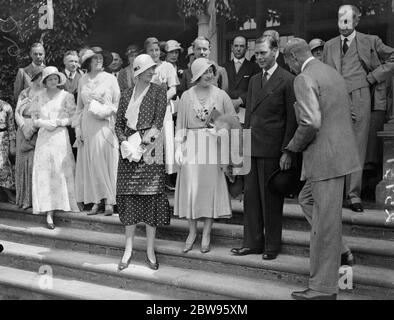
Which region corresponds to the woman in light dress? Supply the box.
[14,66,44,209]
[31,67,79,229]
[74,49,121,215]
[174,58,236,253]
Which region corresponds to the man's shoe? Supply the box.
[341,251,355,266]
[262,252,278,260]
[231,247,263,256]
[291,288,337,300]
[349,203,364,212]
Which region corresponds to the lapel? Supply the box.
[24,63,35,79]
[252,67,284,112]
[355,31,372,71]
[331,36,342,72]
[234,60,249,87]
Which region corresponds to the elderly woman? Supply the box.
[115,54,170,271]
[31,67,79,229]
[74,49,120,215]
[118,45,140,93]
[145,37,178,177]
[0,99,16,204]
[174,58,236,253]
[14,66,44,209]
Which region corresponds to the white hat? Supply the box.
[133,54,157,77]
[186,45,194,57]
[165,40,183,53]
[191,58,214,83]
[80,49,96,66]
[309,38,325,51]
[41,66,67,86]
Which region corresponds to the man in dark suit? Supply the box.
[231,36,297,260]
[13,42,46,102]
[284,38,360,300]
[224,36,260,124]
[323,4,394,212]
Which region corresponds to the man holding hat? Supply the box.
[309,39,325,61]
[284,38,360,300]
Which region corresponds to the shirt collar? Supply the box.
[233,57,245,65]
[301,57,315,72]
[263,62,278,78]
[340,30,356,44]
[32,62,44,68]
[65,69,76,79]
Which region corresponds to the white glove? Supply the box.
[56,118,70,127]
[175,145,184,166]
[120,141,133,159]
[34,119,57,131]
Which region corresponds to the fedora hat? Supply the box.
[267,167,304,197]
[40,66,67,86]
[133,54,157,78]
[191,58,215,83]
[165,40,184,53]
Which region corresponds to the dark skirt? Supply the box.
[117,194,171,227]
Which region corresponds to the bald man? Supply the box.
[284,38,360,300]
[323,4,394,212]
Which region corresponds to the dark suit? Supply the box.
[243,65,297,253]
[224,58,261,105]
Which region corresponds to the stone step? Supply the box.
[0,219,392,299]
[0,210,392,269]
[0,264,170,300]
[0,240,373,300]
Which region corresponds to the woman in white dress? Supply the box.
[74,49,121,215]
[31,67,79,229]
[145,37,178,176]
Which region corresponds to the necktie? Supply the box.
[235,60,242,73]
[343,38,349,55]
[262,71,269,87]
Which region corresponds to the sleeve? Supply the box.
[281,76,298,152]
[6,104,16,143]
[72,77,84,128]
[370,36,394,84]
[115,90,131,144]
[13,68,24,102]
[166,63,179,88]
[244,79,253,129]
[286,74,321,153]
[175,91,188,149]
[322,43,329,64]
[152,85,167,130]
[30,94,41,121]
[219,67,229,93]
[117,69,128,92]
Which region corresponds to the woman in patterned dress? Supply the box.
[0,99,16,204]
[115,54,170,271]
[74,49,120,215]
[14,66,44,209]
[117,44,140,93]
[31,67,79,229]
[174,58,236,253]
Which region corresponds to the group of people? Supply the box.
[0,3,393,299]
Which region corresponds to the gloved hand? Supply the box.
[120,141,133,159]
[56,118,70,127]
[34,119,57,131]
[175,144,184,166]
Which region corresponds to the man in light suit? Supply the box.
[323,4,394,212]
[284,38,361,300]
[13,42,46,102]
[224,36,260,124]
[231,36,297,260]
[60,50,83,101]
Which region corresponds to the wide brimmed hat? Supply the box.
[40,66,66,86]
[191,58,214,83]
[267,167,304,197]
[165,40,184,53]
[309,38,325,51]
[31,66,45,82]
[133,54,157,77]
[80,49,113,69]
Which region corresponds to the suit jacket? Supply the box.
[60,69,83,102]
[323,31,394,111]
[286,59,361,182]
[13,63,45,102]
[224,58,261,105]
[245,66,297,158]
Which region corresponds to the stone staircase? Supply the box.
[0,197,393,300]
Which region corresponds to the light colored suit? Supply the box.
[323,31,394,204]
[286,58,361,294]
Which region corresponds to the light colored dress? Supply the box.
[151,61,178,174]
[74,72,120,205]
[174,85,235,219]
[0,100,16,190]
[31,90,79,214]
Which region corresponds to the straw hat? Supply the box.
[165,40,183,53]
[133,54,157,78]
[40,66,66,86]
[190,58,214,83]
[309,38,325,51]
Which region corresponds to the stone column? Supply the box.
[197,12,218,63]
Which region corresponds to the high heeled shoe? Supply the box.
[183,234,197,253]
[200,242,211,254]
[87,204,99,216]
[118,255,133,271]
[104,205,114,216]
[46,222,56,230]
[145,254,159,270]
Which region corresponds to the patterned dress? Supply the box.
[115,84,171,227]
[0,100,16,190]
[117,66,134,93]
[31,90,79,214]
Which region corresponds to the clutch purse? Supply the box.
[88,100,110,119]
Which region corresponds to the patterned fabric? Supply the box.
[0,100,16,189]
[31,90,79,214]
[118,66,134,93]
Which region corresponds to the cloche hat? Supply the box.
[40,66,67,86]
[309,38,325,51]
[165,40,184,53]
[133,54,157,78]
[190,58,215,83]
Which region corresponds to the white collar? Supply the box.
[301,57,315,72]
[65,69,76,79]
[233,57,245,64]
[263,62,278,78]
[340,30,356,44]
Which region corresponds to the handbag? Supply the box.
[88,99,111,119]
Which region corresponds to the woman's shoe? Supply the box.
[145,254,159,270]
[200,243,211,254]
[46,223,56,230]
[118,255,133,271]
[183,234,197,253]
[104,205,114,216]
[87,204,99,216]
